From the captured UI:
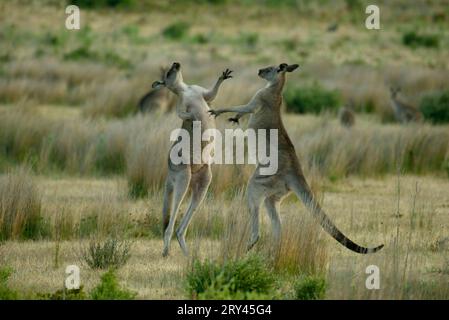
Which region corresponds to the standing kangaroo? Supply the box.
[339,102,355,128]
[209,63,383,254]
[389,87,423,123]
[138,67,177,113]
[152,62,232,257]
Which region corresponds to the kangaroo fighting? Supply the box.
[152,62,232,257]
[209,63,384,254]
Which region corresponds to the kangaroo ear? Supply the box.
[286,64,299,72]
[278,63,288,72]
[152,80,165,89]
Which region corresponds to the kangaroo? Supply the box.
[389,87,423,123]
[138,67,176,113]
[152,62,232,257]
[339,102,355,128]
[209,63,383,254]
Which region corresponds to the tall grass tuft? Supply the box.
[0,167,49,240]
[272,213,329,276]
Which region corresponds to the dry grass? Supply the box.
[0,167,44,240]
[0,174,447,299]
[1,109,447,187]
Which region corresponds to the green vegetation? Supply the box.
[186,255,276,299]
[68,0,135,9]
[420,90,449,124]
[293,275,327,300]
[90,269,137,300]
[162,22,190,40]
[64,46,131,69]
[128,176,148,199]
[83,237,132,269]
[285,83,341,114]
[38,270,136,300]
[38,286,87,300]
[402,31,440,48]
[0,267,19,300]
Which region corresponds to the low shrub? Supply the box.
[90,269,137,300]
[162,22,190,40]
[402,31,440,48]
[68,0,135,9]
[64,46,97,61]
[285,83,340,114]
[186,255,275,299]
[419,90,449,124]
[0,267,19,300]
[82,237,132,269]
[38,286,86,300]
[293,275,326,300]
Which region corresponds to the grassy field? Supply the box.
[0,0,448,300]
[1,174,448,299]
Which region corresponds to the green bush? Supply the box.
[64,46,97,61]
[162,22,190,40]
[419,90,449,124]
[68,0,135,9]
[285,83,341,114]
[293,275,326,300]
[344,0,362,10]
[186,255,275,299]
[90,269,137,300]
[83,237,131,269]
[402,31,440,48]
[38,286,86,300]
[192,33,210,44]
[198,279,275,300]
[0,267,19,300]
[64,47,131,69]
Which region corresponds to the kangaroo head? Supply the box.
[152,62,184,92]
[390,86,401,98]
[258,63,299,83]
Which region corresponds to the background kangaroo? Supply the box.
[138,67,177,114]
[339,102,356,128]
[389,86,423,123]
[209,63,384,254]
[152,62,232,257]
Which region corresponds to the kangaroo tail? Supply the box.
[289,176,384,254]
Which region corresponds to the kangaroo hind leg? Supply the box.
[162,169,190,257]
[176,166,212,256]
